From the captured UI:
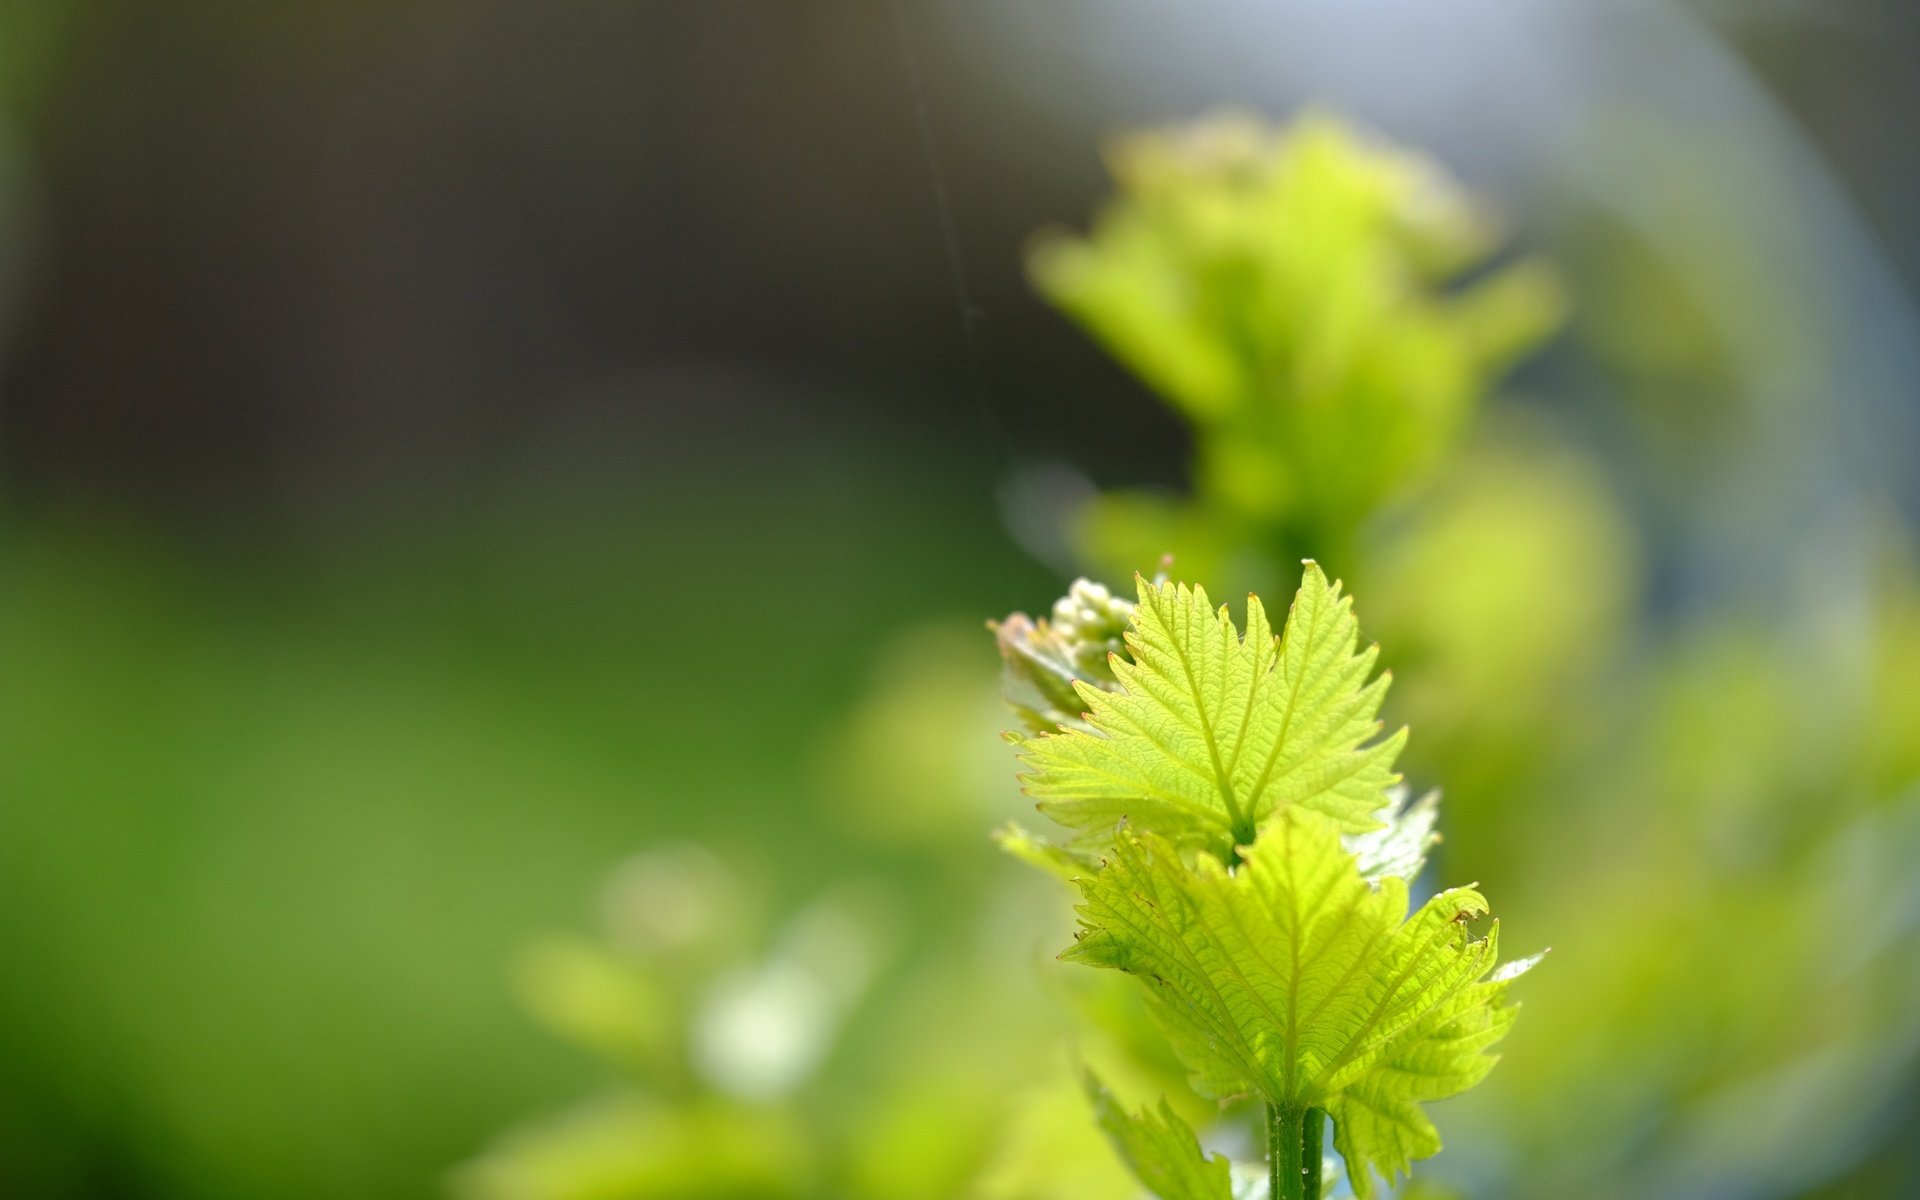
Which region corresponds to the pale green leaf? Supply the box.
[1083,1072,1233,1200]
[1019,564,1404,860]
[992,821,1097,883]
[1343,786,1441,884]
[1062,807,1531,1196]
[1330,952,1540,1198]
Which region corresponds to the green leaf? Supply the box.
[1018,564,1404,860]
[1343,786,1441,884]
[992,820,1097,883]
[1030,113,1565,569]
[1082,1072,1233,1200]
[1062,807,1532,1197]
[1328,951,1540,1198]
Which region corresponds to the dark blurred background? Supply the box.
[2,2,1918,1197]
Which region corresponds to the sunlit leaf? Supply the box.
[1083,1071,1233,1200]
[1063,807,1533,1197]
[1343,786,1441,884]
[1017,564,1404,860]
[992,820,1096,883]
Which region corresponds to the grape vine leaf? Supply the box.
[1343,786,1441,885]
[991,820,1094,883]
[996,783,1438,890]
[1083,1072,1233,1200]
[1328,949,1540,1198]
[1015,564,1405,860]
[1063,807,1537,1198]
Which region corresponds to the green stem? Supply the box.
[1303,1107,1325,1200]
[1267,1104,1325,1200]
[1268,1104,1300,1200]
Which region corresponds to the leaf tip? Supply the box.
[1492,949,1549,982]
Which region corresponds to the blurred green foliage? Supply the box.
[1014,112,1920,1199]
[459,112,1920,1199]
[0,436,1055,1198]
[12,98,1917,1200]
[1032,111,1564,585]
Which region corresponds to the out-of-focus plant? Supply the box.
[454,831,1153,1200]
[461,109,1920,1200]
[992,566,1541,1199]
[1013,110,1920,1199]
[454,845,885,1199]
[1028,111,1634,869]
[1032,111,1563,586]
[1472,538,1920,1198]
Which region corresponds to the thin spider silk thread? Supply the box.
[886,0,1010,468]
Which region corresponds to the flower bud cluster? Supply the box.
[993,578,1134,734]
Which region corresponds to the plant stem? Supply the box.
[1267,1103,1325,1200]
[1269,1104,1300,1200]
[1303,1107,1325,1200]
